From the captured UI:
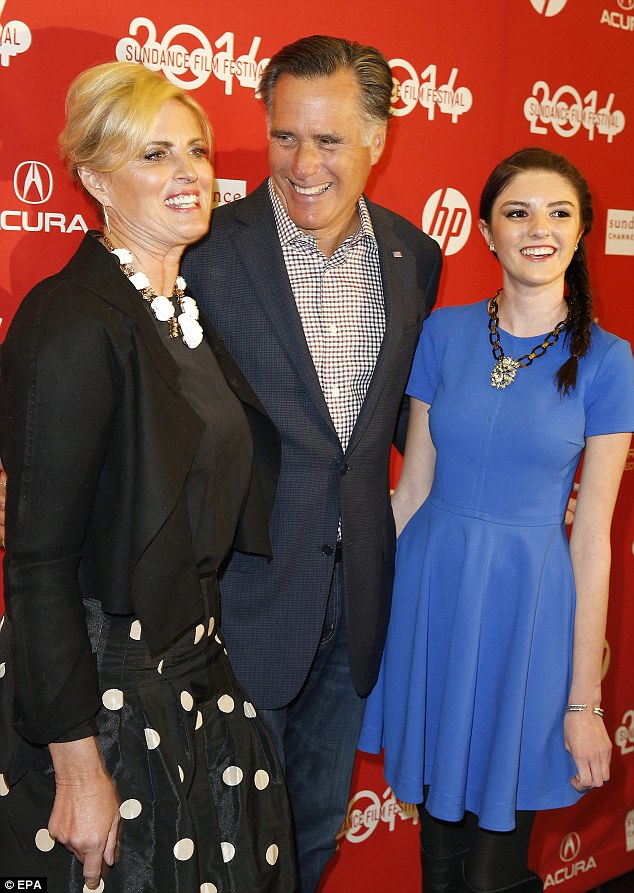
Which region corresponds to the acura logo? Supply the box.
[617,0,634,11]
[14,161,53,205]
[560,832,581,863]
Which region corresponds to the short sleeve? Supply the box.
[406,307,444,404]
[585,336,634,436]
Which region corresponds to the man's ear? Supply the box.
[369,122,388,166]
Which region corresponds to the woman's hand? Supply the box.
[564,482,579,526]
[564,711,612,792]
[48,738,121,890]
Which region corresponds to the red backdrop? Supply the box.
[1,1,633,890]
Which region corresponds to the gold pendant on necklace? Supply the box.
[491,356,520,389]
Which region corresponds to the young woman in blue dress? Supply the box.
[359,147,634,893]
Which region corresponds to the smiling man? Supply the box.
[183,35,442,891]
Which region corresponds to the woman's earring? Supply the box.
[574,242,579,252]
[489,243,495,252]
[102,204,111,234]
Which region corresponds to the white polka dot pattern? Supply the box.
[178,765,185,783]
[102,689,123,710]
[180,690,194,712]
[208,616,215,636]
[144,728,161,750]
[243,701,257,718]
[222,766,243,786]
[254,769,270,790]
[35,828,56,852]
[217,694,235,713]
[266,843,279,865]
[200,884,218,893]
[157,659,164,674]
[0,774,9,796]
[0,662,6,679]
[129,619,142,640]
[214,634,222,645]
[195,710,203,730]
[174,837,195,860]
[194,624,205,645]
[221,842,235,863]
[119,798,142,819]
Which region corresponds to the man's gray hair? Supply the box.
[258,35,393,125]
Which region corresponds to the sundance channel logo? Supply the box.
[605,209,634,255]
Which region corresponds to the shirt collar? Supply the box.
[268,178,377,251]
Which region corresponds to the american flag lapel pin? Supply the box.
[392,250,403,258]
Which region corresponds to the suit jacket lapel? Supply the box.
[346,201,408,455]
[230,183,336,435]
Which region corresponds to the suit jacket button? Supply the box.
[340,462,349,475]
[321,544,334,556]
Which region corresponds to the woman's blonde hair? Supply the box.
[59,61,212,178]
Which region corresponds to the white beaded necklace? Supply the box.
[103,235,204,349]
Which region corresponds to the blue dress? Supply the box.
[359,299,634,831]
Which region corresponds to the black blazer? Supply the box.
[183,181,442,708]
[0,233,280,747]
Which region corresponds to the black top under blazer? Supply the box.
[183,181,442,709]
[0,234,280,748]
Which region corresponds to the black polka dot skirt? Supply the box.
[0,577,298,892]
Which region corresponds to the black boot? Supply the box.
[460,866,543,892]
[421,848,469,892]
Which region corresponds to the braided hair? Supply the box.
[479,147,594,395]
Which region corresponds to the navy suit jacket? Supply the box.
[183,181,442,708]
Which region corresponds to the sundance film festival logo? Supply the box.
[0,0,31,67]
[1,161,88,234]
[530,0,569,15]
[337,786,419,844]
[389,60,472,122]
[543,832,597,888]
[600,0,634,31]
[524,81,625,142]
[615,707,634,754]
[422,188,471,256]
[116,18,269,94]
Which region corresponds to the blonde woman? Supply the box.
[0,62,297,892]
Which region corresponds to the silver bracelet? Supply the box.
[564,704,604,717]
